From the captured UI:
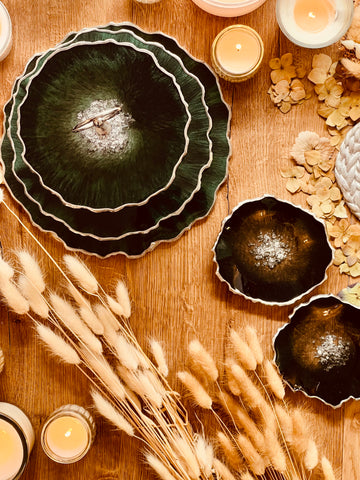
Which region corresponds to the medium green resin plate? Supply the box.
[2,24,230,257]
[10,31,213,238]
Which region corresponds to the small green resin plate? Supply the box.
[1,23,230,257]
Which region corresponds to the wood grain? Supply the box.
[0,0,357,478]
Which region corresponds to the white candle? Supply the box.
[0,2,12,61]
[41,405,95,464]
[190,0,267,17]
[276,0,354,48]
[0,403,35,480]
[211,25,264,82]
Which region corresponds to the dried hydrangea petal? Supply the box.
[279,101,292,114]
[312,53,333,71]
[333,202,348,219]
[269,57,281,70]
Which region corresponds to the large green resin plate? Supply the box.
[10,31,213,238]
[1,24,230,257]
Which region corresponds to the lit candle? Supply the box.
[190,0,267,17]
[41,405,95,464]
[276,0,354,48]
[0,403,35,480]
[211,25,264,82]
[0,2,12,61]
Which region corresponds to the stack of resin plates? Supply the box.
[1,23,231,258]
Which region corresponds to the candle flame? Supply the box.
[64,428,72,438]
[308,11,316,19]
[236,43,242,51]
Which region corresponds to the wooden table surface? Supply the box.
[0,0,359,479]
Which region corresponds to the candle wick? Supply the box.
[236,43,242,51]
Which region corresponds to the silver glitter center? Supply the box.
[249,232,291,269]
[76,99,133,154]
[315,334,352,372]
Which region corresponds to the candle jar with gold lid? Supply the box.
[211,25,264,82]
[0,402,35,480]
[41,404,96,464]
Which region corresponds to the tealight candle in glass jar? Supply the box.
[191,0,267,17]
[276,0,354,48]
[0,403,35,480]
[41,405,95,464]
[211,25,264,82]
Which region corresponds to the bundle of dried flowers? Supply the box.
[0,193,337,480]
[268,53,309,113]
[178,329,336,480]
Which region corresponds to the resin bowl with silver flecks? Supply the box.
[213,195,333,306]
[273,294,360,407]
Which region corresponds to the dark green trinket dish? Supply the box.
[273,294,360,408]
[1,23,231,257]
[213,195,333,306]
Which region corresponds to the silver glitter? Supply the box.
[76,99,133,154]
[315,334,352,372]
[249,232,291,269]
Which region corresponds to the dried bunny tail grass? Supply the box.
[145,454,178,480]
[16,250,45,292]
[244,326,263,365]
[36,323,81,365]
[63,255,98,294]
[229,329,257,371]
[240,472,257,480]
[0,348,4,373]
[117,367,163,408]
[304,438,319,470]
[321,456,336,480]
[263,428,287,473]
[263,359,285,400]
[236,434,266,476]
[291,408,310,455]
[172,435,201,479]
[188,339,218,383]
[0,256,14,281]
[93,302,120,332]
[177,371,212,409]
[274,403,293,443]
[225,358,241,396]
[217,391,265,453]
[216,431,244,470]
[0,278,29,314]
[213,458,237,480]
[115,280,131,318]
[230,363,264,408]
[149,339,169,377]
[106,294,127,317]
[17,274,49,318]
[195,435,213,477]
[79,305,104,336]
[82,349,126,401]
[50,293,102,355]
[114,335,139,371]
[91,390,134,436]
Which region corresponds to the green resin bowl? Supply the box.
[16,40,191,211]
[274,295,360,407]
[10,31,213,238]
[1,24,231,257]
[213,196,333,305]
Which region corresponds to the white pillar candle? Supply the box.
[276,0,354,48]
[41,405,95,464]
[0,403,35,480]
[0,2,12,61]
[211,25,264,82]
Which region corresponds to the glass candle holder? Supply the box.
[191,0,267,17]
[211,25,264,82]
[276,0,354,48]
[0,402,35,480]
[0,2,12,61]
[41,405,95,464]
